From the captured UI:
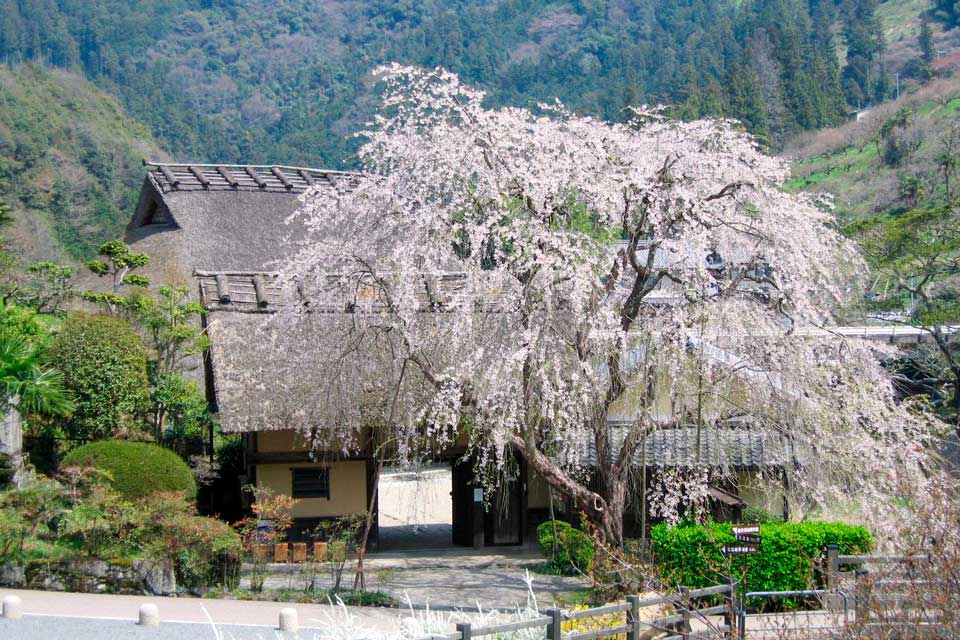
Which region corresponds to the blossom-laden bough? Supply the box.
[250,65,944,546]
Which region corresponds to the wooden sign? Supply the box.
[732,525,761,545]
[721,543,758,556]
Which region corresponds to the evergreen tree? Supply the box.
[724,58,771,143]
[934,0,960,28]
[920,17,936,65]
[841,0,885,107]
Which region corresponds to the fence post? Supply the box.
[626,595,640,640]
[456,622,471,640]
[722,578,735,640]
[545,608,563,640]
[826,544,839,590]
[679,587,691,639]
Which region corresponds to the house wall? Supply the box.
[735,470,788,519]
[255,429,370,457]
[257,430,311,452]
[527,468,552,509]
[256,460,368,519]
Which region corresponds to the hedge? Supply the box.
[62,441,196,501]
[650,521,873,594]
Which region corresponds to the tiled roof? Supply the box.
[143,161,359,194]
[590,422,811,469]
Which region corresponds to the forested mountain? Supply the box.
[0,65,165,261]
[0,0,931,169]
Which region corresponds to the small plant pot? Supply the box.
[292,542,307,563]
[313,542,327,562]
[274,543,289,563]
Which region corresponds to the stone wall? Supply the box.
[0,558,176,595]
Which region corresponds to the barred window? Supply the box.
[291,467,330,499]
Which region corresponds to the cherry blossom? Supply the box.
[259,65,941,544]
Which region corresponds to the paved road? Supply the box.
[0,588,408,639]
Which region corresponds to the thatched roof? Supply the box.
[124,162,360,283]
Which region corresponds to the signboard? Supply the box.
[732,525,761,545]
[721,543,758,556]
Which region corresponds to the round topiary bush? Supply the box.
[62,441,196,501]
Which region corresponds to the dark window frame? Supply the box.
[291,467,330,499]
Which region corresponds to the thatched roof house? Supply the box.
[125,162,358,283]
[124,162,806,544]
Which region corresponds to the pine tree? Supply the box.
[920,17,936,65]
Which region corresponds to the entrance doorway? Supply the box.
[376,463,453,550]
[451,455,526,547]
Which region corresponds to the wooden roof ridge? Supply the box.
[142,160,361,194]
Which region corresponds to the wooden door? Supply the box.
[451,458,479,547]
[484,459,525,546]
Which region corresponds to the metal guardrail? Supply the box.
[738,589,851,640]
[417,583,736,640]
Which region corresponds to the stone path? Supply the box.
[248,547,586,610]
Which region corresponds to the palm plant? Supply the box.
[0,328,73,417]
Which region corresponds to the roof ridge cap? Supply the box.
[142,159,361,176]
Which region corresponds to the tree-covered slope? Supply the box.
[785,75,960,221]
[0,64,167,261]
[0,0,908,166]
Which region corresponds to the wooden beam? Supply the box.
[216,166,240,188]
[214,274,231,304]
[189,166,211,189]
[158,165,180,189]
[252,274,269,309]
[271,167,294,190]
[245,167,267,189]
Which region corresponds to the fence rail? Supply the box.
[417,583,736,640]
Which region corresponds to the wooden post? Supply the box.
[679,587,691,639]
[274,542,288,563]
[826,544,840,590]
[456,622,472,640]
[626,595,640,640]
[545,608,563,640]
[723,578,735,640]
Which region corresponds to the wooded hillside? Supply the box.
[0,0,937,169]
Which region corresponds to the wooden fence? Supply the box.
[416,583,736,640]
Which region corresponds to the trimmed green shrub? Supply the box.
[62,441,196,501]
[650,521,873,594]
[161,514,242,590]
[47,313,149,440]
[537,519,595,574]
